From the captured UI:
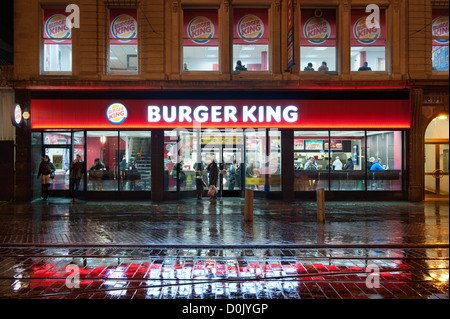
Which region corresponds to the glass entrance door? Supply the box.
[200,131,244,196]
[425,143,449,198]
[44,147,71,190]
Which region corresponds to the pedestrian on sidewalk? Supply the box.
[69,154,84,203]
[207,160,219,200]
[37,155,56,201]
[195,171,206,199]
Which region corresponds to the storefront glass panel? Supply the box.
[366,131,402,191]
[32,132,43,199]
[86,131,119,191]
[44,147,70,190]
[329,131,365,191]
[73,131,85,192]
[268,130,281,191]
[164,130,178,191]
[245,130,266,190]
[119,131,151,191]
[294,131,329,191]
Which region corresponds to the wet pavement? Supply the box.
[0,198,448,301]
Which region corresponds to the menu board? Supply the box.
[305,140,323,150]
[324,139,342,150]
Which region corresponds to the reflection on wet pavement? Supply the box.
[0,247,447,299]
[0,199,448,246]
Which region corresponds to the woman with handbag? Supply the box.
[37,155,56,201]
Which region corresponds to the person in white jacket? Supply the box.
[332,157,343,170]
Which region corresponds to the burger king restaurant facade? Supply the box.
[26,89,411,201]
[9,0,448,202]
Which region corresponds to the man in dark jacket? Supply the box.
[69,154,84,202]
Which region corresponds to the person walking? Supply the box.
[37,155,56,201]
[207,160,219,199]
[69,154,84,203]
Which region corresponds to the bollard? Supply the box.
[244,188,254,222]
[316,188,325,222]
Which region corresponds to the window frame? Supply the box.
[40,7,73,76]
[107,7,140,75]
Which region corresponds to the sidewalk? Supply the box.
[0,198,448,246]
[0,198,448,300]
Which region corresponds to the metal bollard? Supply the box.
[244,188,254,222]
[316,188,325,222]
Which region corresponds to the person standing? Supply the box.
[69,154,84,203]
[195,171,206,199]
[344,158,354,170]
[207,160,219,199]
[37,155,56,201]
[332,156,343,170]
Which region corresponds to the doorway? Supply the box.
[424,116,449,199]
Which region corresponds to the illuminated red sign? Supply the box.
[30,99,410,129]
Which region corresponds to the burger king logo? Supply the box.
[45,14,71,40]
[111,15,137,42]
[303,17,331,44]
[187,16,215,44]
[432,16,449,44]
[353,16,381,45]
[14,104,22,126]
[106,103,128,125]
[237,15,264,42]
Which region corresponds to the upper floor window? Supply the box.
[233,8,269,72]
[432,9,449,71]
[183,9,219,71]
[42,8,72,74]
[300,9,337,72]
[108,8,138,74]
[351,8,386,71]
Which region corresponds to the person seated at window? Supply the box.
[89,158,105,171]
[318,61,329,71]
[304,62,315,71]
[235,60,247,71]
[127,157,138,170]
[370,158,388,170]
[358,61,372,71]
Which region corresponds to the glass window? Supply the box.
[109,8,138,74]
[164,130,179,191]
[119,131,151,191]
[245,130,266,190]
[86,131,119,191]
[300,9,337,72]
[351,8,386,71]
[44,147,70,190]
[42,9,72,73]
[233,8,269,71]
[183,9,219,71]
[43,132,71,145]
[268,130,281,191]
[329,131,365,191]
[73,131,85,192]
[431,9,449,71]
[294,131,329,191]
[366,131,402,191]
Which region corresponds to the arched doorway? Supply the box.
[424,115,449,199]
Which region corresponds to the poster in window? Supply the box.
[351,9,385,46]
[43,9,71,44]
[233,8,269,45]
[110,8,138,45]
[183,9,219,46]
[300,9,336,47]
